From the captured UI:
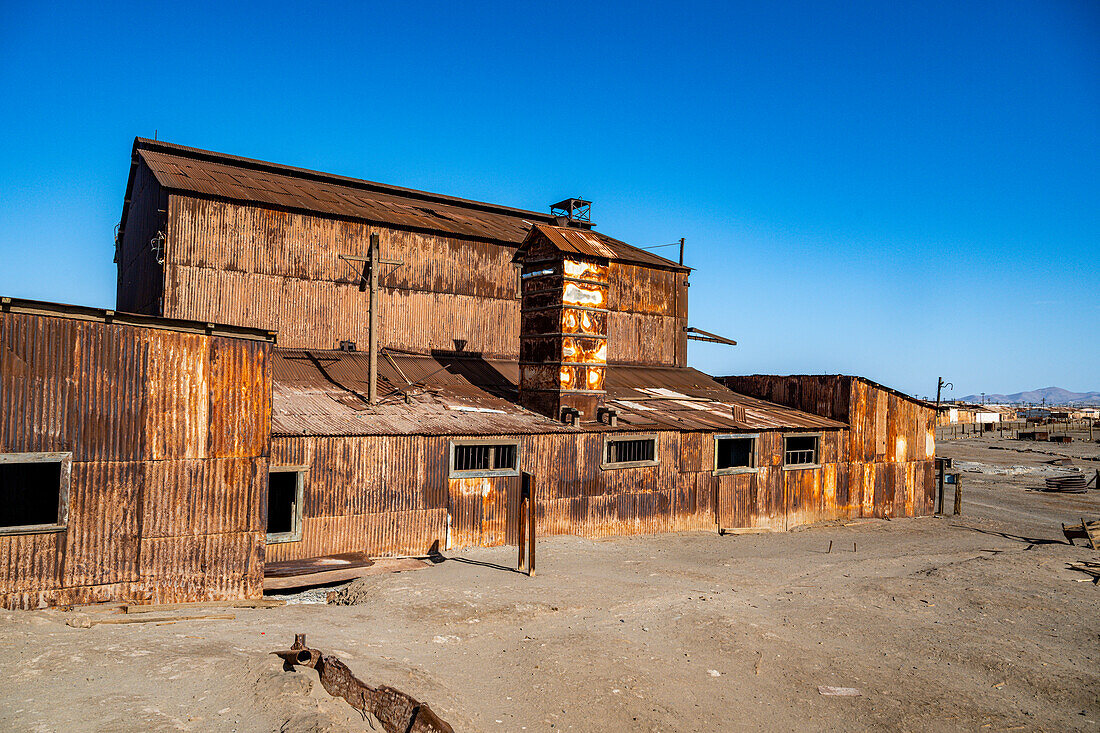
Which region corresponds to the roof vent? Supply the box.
[550,198,593,229]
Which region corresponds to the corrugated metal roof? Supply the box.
[515,223,686,270]
[272,349,844,437]
[126,138,685,272]
[0,296,277,342]
[603,366,847,432]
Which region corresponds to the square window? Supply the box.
[784,434,820,468]
[0,453,70,534]
[715,435,756,473]
[602,435,658,469]
[450,441,520,478]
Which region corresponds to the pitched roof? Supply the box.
[514,222,684,271]
[271,349,844,437]
[123,138,685,271]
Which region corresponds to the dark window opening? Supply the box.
[451,442,519,477]
[0,461,63,529]
[267,471,300,538]
[784,435,820,466]
[605,437,657,466]
[716,436,755,471]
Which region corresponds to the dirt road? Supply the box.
[2,434,1098,731]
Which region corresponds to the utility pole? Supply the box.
[363,233,402,404]
[678,237,685,266]
[936,377,952,411]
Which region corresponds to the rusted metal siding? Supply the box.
[164,196,523,356]
[0,306,272,608]
[267,435,447,562]
[716,374,936,520]
[607,263,688,367]
[268,421,910,561]
[134,140,686,272]
[127,194,688,367]
[518,235,611,418]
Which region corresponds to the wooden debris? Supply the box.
[124,599,285,614]
[1062,518,1099,549]
[67,613,236,628]
[263,557,430,592]
[1067,561,1100,584]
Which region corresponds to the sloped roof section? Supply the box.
[123,138,685,271]
[515,223,686,271]
[272,349,843,437]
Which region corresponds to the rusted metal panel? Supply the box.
[125,145,687,364]
[0,305,272,608]
[131,139,684,269]
[606,311,681,367]
[270,349,846,438]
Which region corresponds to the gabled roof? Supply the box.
[515,222,687,271]
[120,138,685,271]
[271,349,843,437]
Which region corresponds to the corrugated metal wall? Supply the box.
[716,375,937,520]
[144,189,688,366]
[268,426,875,561]
[0,310,271,609]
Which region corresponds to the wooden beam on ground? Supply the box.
[124,599,286,614]
[263,557,430,592]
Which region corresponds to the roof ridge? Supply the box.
[133,137,554,222]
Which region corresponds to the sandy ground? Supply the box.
[2,432,1099,732]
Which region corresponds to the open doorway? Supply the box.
[267,467,305,543]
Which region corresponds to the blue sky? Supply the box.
[1,1,1096,399]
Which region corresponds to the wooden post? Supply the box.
[936,461,945,515]
[527,472,536,577]
[953,475,962,516]
[517,479,527,572]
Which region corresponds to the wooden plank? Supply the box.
[124,599,285,613]
[263,557,429,592]
[68,613,236,628]
[264,551,374,578]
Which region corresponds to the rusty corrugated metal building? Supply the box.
[111,138,934,557]
[1,137,936,604]
[0,298,273,608]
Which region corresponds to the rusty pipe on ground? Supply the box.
[272,634,453,733]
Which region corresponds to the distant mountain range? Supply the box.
[958,387,1100,406]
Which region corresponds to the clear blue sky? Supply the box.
[1,1,1096,399]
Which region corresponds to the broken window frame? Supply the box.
[0,452,72,536]
[267,466,306,544]
[449,439,521,479]
[783,433,821,469]
[713,433,758,475]
[601,434,659,470]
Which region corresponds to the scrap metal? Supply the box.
[273,634,453,733]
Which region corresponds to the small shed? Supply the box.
[0,298,274,608]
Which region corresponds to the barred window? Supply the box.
[450,441,519,477]
[603,435,658,468]
[784,434,820,467]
